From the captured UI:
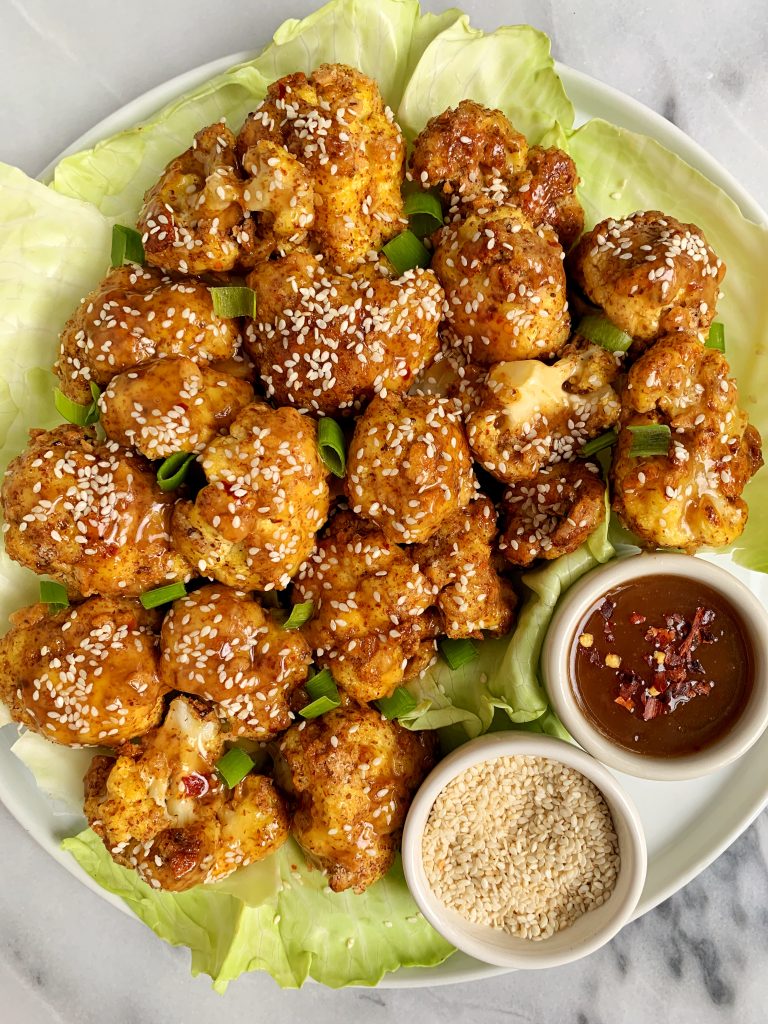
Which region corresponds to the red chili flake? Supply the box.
[615,696,635,712]
[181,773,210,798]
[629,612,647,625]
[642,696,665,721]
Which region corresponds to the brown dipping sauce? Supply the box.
[570,574,754,758]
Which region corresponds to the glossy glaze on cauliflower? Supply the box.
[84,695,289,891]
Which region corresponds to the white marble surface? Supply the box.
[1,1,767,1021]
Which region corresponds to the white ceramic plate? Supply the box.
[1,50,766,990]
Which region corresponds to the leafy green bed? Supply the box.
[0,0,766,991]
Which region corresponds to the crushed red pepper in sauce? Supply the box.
[570,574,753,757]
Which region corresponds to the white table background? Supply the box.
[1,1,767,1021]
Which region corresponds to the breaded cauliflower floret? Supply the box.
[238,140,315,264]
[55,264,241,404]
[432,206,569,364]
[346,393,475,543]
[411,497,517,638]
[2,426,191,597]
[100,356,253,459]
[612,335,763,551]
[499,461,606,566]
[274,703,436,892]
[244,251,443,415]
[511,145,584,250]
[138,123,246,275]
[84,695,289,891]
[570,210,725,344]
[171,402,329,590]
[160,584,311,739]
[292,511,438,702]
[464,341,620,485]
[237,63,405,270]
[0,597,164,747]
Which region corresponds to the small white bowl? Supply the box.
[402,732,647,969]
[543,552,768,781]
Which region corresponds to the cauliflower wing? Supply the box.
[84,695,289,891]
[0,597,164,746]
[238,139,315,263]
[511,145,584,250]
[274,703,436,892]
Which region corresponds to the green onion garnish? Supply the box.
[576,314,633,353]
[317,417,347,478]
[581,430,618,458]
[215,747,254,788]
[627,424,672,458]
[403,191,443,238]
[440,638,478,670]
[382,230,431,273]
[376,686,418,720]
[39,580,69,613]
[299,669,341,719]
[209,286,258,319]
[156,452,196,492]
[283,600,314,630]
[705,322,726,352]
[140,581,187,609]
[110,224,145,267]
[54,381,101,427]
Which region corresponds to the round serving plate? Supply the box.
[2,47,767,990]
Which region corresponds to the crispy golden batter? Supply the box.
[512,145,584,250]
[100,356,253,459]
[244,251,443,415]
[0,597,164,747]
[275,703,436,892]
[55,264,241,404]
[570,211,724,344]
[237,64,405,269]
[293,511,438,702]
[171,402,329,590]
[411,497,517,638]
[2,426,191,597]
[432,206,569,364]
[84,695,289,891]
[160,584,311,739]
[612,335,763,551]
[499,462,606,566]
[346,393,475,544]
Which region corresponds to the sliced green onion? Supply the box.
[576,314,633,353]
[54,381,101,426]
[156,452,196,492]
[215,747,254,788]
[140,581,187,609]
[283,600,314,630]
[317,417,346,478]
[110,224,145,267]
[627,424,672,458]
[209,286,258,319]
[382,230,431,273]
[705,322,726,352]
[39,580,69,613]
[581,430,618,458]
[299,669,341,719]
[404,191,443,238]
[376,686,418,720]
[299,695,340,718]
[440,638,478,671]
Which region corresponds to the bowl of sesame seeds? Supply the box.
[401,732,646,969]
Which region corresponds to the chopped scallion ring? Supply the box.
[156,452,196,492]
[627,424,672,458]
[403,191,443,237]
[215,747,254,788]
[53,382,101,426]
[283,600,314,630]
[705,322,726,352]
[317,417,347,477]
[39,580,69,613]
[140,581,187,609]
[382,230,431,273]
[580,430,618,458]
[209,286,258,319]
[576,314,633,353]
[299,669,341,719]
[440,638,478,670]
[375,687,418,720]
[110,224,145,267]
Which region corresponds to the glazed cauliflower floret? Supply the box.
[160,584,311,739]
[499,461,606,566]
[411,497,517,638]
[138,123,246,275]
[0,597,164,747]
[2,426,191,597]
[99,356,253,459]
[511,145,584,250]
[237,63,405,269]
[432,205,569,364]
[612,335,763,551]
[171,402,329,590]
[346,392,475,544]
[84,695,289,891]
[569,210,725,344]
[293,511,438,702]
[274,704,436,893]
[238,139,315,263]
[55,264,241,404]
[244,251,443,415]
[464,342,620,485]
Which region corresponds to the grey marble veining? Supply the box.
[1,1,767,1021]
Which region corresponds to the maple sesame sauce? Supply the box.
[570,574,753,757]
